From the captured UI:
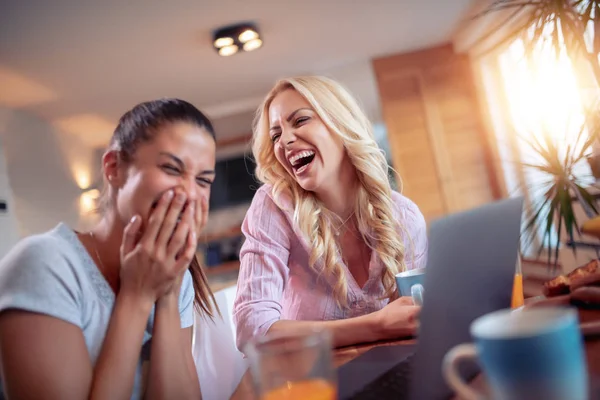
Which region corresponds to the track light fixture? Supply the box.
[213,22,262,57]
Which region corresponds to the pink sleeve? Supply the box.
[394,193,428,271]
[233,187,292,351]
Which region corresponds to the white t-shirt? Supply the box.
[0,223,195,400]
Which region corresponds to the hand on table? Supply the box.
[373,297,421,340]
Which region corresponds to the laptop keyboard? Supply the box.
[344,354,414,400]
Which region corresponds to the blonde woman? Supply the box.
[233,76,428,350]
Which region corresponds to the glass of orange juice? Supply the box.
[244,327,336,400]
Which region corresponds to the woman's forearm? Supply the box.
[145,294,200,400]
[268,312,383,348]
[90,291,154,400]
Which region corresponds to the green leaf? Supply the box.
[574,182,600,215]
[559,186,578,242]
[554,213,563,268]
[522,185,556,253]
[543,195,560,264]
[521,162,559,174]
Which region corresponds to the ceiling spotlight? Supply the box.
[243,38,262,52]
[239,29,258,43]
[214,37,233,48]
[218,44,238,57]
[212,22,262,56]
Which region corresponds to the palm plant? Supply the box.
[519,111,600,267]
[475,1,600,85]
[472,0,600,267]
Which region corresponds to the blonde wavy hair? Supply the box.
[252,76,407,307]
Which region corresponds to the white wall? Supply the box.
[0,136,20,258]
[0,107,98,240]
[313,58,384,125]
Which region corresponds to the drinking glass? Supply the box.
[244,327,337,400]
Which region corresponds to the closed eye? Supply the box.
[271,133,281,143]
[161,164,181,174]
[294,116,309,126]
[196,177,213,187]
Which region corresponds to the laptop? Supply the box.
[337,196,525,400]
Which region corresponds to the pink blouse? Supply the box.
[232,185,428,350]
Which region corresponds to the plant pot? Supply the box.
[587,154,600,180]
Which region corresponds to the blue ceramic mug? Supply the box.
[395,268,425,306]
[443,307,588,400]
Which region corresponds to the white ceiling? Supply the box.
[0,0,473,147]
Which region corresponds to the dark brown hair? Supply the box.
[99,98,219,318]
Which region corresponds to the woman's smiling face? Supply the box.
[268,89,349,193]
[113,121,216,235]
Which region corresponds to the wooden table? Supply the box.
[231,309,600,400]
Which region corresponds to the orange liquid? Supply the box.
[511,273,524,309]
[261,379,336,400]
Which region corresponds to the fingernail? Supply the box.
[130,215,139,223]
[191,231,197,241]
[165,190,174,199]
[190,201,196,212]
[176,192,186,201]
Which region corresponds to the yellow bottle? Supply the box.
[511,255,524,309]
